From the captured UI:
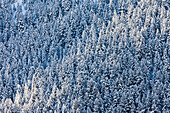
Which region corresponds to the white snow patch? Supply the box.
[13,0,27,15]
[17,0,23,4]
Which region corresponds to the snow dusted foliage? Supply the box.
[0,0,169,112]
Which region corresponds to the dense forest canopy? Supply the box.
[0,0,169,112]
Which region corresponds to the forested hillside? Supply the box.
[0,0,169,112]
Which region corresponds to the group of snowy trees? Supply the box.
[0,0,169,112]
